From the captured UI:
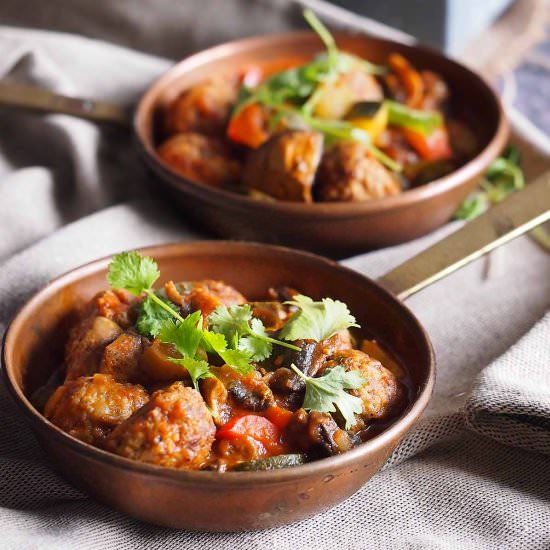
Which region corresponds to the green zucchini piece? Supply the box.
[233,454,307,471]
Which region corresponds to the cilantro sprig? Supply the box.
[108,251,184,323]
[455,146,525,221]
[280,295,359,342]
[209,304,300,360]
[290,364,365,429]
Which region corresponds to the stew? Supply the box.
[41,251,409,472]
[156,10,477,203]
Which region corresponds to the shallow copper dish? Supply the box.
[2,241,434,531]
[0,31,507,257]
[4,170,550,531]
[134,31,508,256]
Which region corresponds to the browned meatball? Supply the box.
[99,333,145,383]
[106,383,215,469]
[158,132,241,187]
[164,78,238,136]
[242,130,324,202]
[44,374,148,446]
[316,141,401,202]
[323,349,404,424]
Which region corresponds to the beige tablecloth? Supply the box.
[1,2,550,548]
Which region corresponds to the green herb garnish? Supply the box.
[280,295,359,342]
[455,145,525,221]
[208,304,300,360]
[136,294,179,338]
[158,311,203,359]
[386,100,443,135]
[290,364,365,429]
[108,251,184,322]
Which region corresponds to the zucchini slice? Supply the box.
[233,454,307,471]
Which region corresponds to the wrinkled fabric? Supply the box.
[0,2,550,549]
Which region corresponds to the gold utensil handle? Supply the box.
[378,170,550,300]
[0,81,130,126]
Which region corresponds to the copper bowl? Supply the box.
[2,241,434,531]
[134,31,508,257]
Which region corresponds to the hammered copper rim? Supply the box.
[134,30,509,219]
[2,241,435,485]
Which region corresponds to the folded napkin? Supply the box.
[1,2,550,548]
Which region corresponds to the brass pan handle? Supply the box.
[378,170,550,300]
[0,81,131,126]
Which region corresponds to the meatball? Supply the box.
[158,132,241,187]
[323,349,404,423]
[106,383,215,469]
[99,332,145,383]
[315,141,401,202]
[164,279,246,319]
[242,130,324,202]
[44,374,148,446]
[163,78,238,136]
[285,409,352,457]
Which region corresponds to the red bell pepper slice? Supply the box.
[403,126,452,161]
[265,406,294,431]
[216,415,281,450]
[227,103,269,149]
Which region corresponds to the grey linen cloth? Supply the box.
[1,3,550,548]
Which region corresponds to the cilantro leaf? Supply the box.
[209,304,299,359]
[171,357,212,391]
[136,294,179,338]
[107,251,160,296]
[280,295,359,342]
[208,304,252,347]
[201,329,228,354]
[218,349,254,375]
[201,328,255,374]
[158,311,203,358]
[291,364,365,429]
[238,318,272,361]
